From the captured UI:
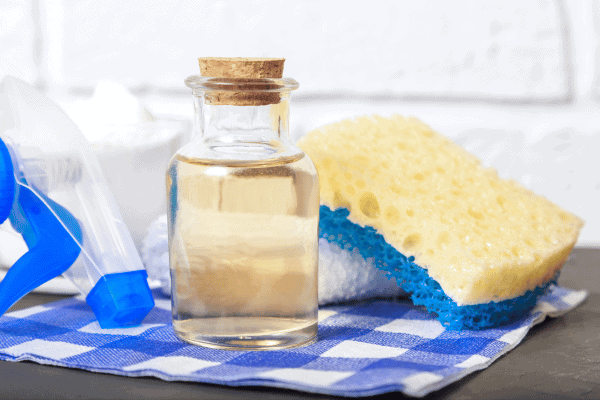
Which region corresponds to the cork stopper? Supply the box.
[198,57,286,106]
[199,57,285,79]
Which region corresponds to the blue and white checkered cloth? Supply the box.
[0,286,586,398]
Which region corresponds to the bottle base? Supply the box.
[173,317,318,351]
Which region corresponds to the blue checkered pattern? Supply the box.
[0,286,586,397]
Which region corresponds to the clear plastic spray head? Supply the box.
[0,77,154,328]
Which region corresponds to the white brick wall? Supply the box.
[592,0,600,97]
[0,1,38,85]
[38,0,570,100]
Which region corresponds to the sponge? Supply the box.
[298,115,584,329]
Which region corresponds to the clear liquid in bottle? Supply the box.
[167,152,319,350]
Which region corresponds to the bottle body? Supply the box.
[167,77,319,350]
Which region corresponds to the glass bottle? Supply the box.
[167,58,319,350]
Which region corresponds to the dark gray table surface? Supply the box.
[0,247,598,400]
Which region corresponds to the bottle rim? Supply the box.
[184,75,299,92]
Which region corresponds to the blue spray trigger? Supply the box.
[0,139,15,224]
[0,137,82,316]
[0,183,82,316]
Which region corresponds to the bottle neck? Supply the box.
[185,91,300,163]
[196,92,290,139]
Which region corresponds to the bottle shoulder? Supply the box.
[170,140,315,170]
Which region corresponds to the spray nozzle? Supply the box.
[0,77,154,328]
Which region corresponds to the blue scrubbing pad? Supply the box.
[320,205,556,330]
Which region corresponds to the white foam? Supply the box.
[317,239,405,305]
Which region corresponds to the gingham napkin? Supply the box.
[0,286,586,398]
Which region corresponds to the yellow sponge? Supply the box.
[297,115,584,306]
